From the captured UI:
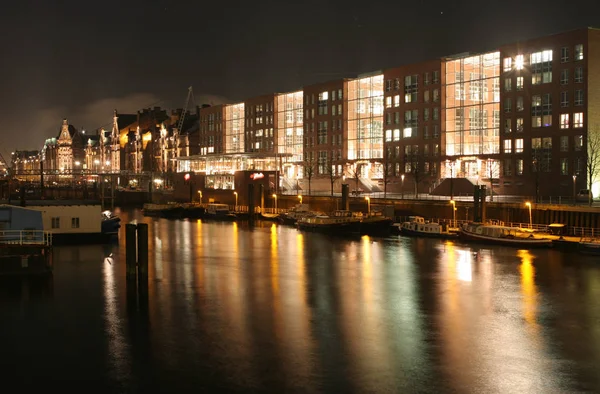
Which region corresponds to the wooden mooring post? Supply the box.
[125,222,149,281]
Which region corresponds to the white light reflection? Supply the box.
[153,221,163,280]
[456,250,473,282]
[103,257,131,383]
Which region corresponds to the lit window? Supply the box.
[516,76,523,90]
[575,44,584,60]
[385,96,392,108]
[394,95,400,107]
[503,57,512,72]
[530,50,552,64]
[319,91,328,101]
[515,55,524,70]
[504,139,512,153]
[560,158,569,175]
[574,112,584,128]
[393,129,400,141]
[385,129,392,142]
[403,128,413,138]
[515,139,524,153]
[560,114,570,129]
[516,159,523,175]
[516,118,524,132]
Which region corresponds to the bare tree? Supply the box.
[326,156,340,197]
[348,163,363,195]
[404,152,422,199]
[487,159,501,202]
[303,157,315,196]
[586,125,600,206]
[382,148,392,199]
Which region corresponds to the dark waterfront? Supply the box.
[2,210,600,393]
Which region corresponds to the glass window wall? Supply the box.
[225,104,245,154]
[276,91,303,163]
[347,74,384,160]
[444,52,500,157]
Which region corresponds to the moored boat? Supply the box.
[278,204,314,225]
[361,211,393,236]
[204,203,236,221]
[579,239,600,255]
[459,222,552,247]
[398,216,457,239]
[101,210,121,237]
[297,210,362,235]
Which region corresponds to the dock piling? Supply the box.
[137,223,149,280]
[125,223,137,280]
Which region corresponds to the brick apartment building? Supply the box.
[176,27,600,199]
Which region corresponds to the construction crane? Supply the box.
[177,86,195,134]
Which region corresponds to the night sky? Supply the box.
[1,0,599,156]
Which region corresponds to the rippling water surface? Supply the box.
[1,209,600,393]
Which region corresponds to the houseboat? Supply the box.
[579,239,600,255]
[278,204,315,225]
[26,201,117,244]
[459,222,552,247]
[360,211,394,236]
[397,216,458,239]
[0,205,53,275]
[297,210,362,235]
[204,203,236,221]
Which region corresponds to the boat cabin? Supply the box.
[205,203,232,215]
[401,216,442,234]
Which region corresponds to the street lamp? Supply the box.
[298,195,303,204]
[525,201,532,229]
[401,174,405,199]
[450,199,456,228]
[365,196,371,216]
[273,193,277,211]
[234,191,238,211]
[572,174,577,204]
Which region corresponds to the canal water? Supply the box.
[1,209,600,393]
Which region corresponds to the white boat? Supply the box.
[459,222,552,247]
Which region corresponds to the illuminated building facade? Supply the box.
[11,150,40,181]
[52,26,596,198]
[276,91,304,181]
[497,28,600,198]
[442,51,502,190]
[244,94,276,153]
[383,60,442,194]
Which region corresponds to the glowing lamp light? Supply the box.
[184,173,191,181]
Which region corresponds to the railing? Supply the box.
[425,217,598,238]
[278,190,598,206]
[0,230,52,246]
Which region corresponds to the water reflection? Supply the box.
[2,210,600,392]
[518,249,539,334]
